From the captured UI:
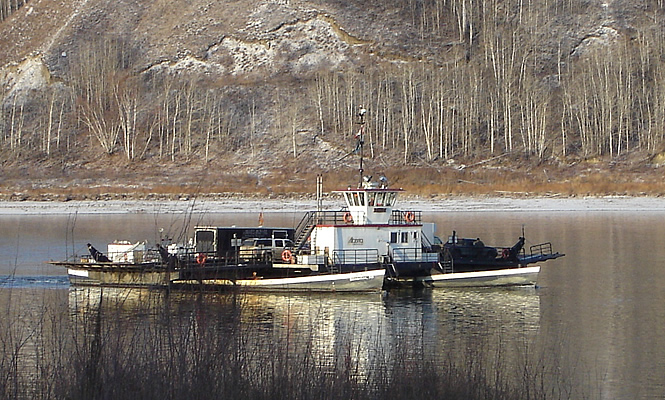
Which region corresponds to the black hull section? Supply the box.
[449,251,565,271]
[389,262,438,278]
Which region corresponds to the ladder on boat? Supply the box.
[438,260,453,274]
[328,263,340,274]
[293,211,317,251]
[438,249,454,273]
[386,263,398,278]
[381,255,399,278]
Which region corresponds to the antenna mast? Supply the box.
[356,106,366,187]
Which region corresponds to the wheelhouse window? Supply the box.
[375,193,385,207]
[401,232,409,243]
[345,192,366,207]
[386,192,396,206]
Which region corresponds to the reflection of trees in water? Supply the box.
[0,286,557,399]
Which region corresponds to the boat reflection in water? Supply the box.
[68,285,542,391]
[383,286,541,369]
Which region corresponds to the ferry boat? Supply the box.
[50,108,563,290]
[52,173,561,290]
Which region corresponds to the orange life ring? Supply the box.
[281,249,292,263]
[343,212,353,224]
[404,212,415,223]
[196,253,207,265]
[501,248,510,259]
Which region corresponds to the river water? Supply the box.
[1,209,664,399]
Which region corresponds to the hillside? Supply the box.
[2,0,665,200]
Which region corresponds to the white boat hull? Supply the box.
[415,266,540,288]
[177,269,386,292]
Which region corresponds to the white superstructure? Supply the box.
[302,179,439,270]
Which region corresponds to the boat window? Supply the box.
[386,192,396,206]
[375,193,385,207]
[401,232,409,243]
[275,239,284,247]
[368,192,376,206]
[344,193,352,206]
[390,232,398,243]
[359,192,365,206]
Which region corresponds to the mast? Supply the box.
[338,105,368,187]
[356,105,366,187]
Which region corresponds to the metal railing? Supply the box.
[529,242,554,257]
[331,249,380,266]
[295,209,423,228]
[179,249,275,267]
[390,247,423,263]
[390,210,422,225]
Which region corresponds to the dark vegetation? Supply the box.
[0,288,564,400]
[2,0,665,198]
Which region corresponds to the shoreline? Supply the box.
[3,195,665,215]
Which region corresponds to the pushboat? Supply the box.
[49,108,563,291]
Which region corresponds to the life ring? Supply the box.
[343,212,353,224]
[501,248,510,259]
[404,212,415,223]
[281,249,293,263]
[196,253,207,265]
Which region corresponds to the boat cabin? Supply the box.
[304,180,438,269]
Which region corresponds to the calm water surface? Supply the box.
[1,209,665,399]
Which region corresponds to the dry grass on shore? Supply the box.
[2,171,664,202]
[2,154,665,201]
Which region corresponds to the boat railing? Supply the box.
[391,247,426,263]
[529,242,554,257]
[390,210,422,225]
[294,211,350,250]
[297,210,363,226]
[294,210,423,235]
[180,249,274,266]
[331,249,380,265]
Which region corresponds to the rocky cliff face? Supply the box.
[7,0,640,103]
[3,0,430,84]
